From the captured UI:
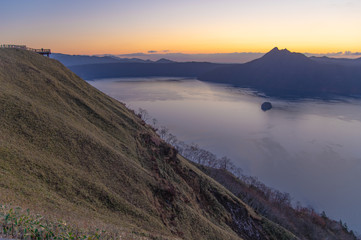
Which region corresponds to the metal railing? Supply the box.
[1,44,51,56]
[1,44,27,49]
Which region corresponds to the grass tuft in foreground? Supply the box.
[0,204,105,240]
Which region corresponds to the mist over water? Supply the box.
[89,77,361,233]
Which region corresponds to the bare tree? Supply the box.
[152,118,158,128]
[232,166,243,179]
[219,156,232,170]
[138,108,151,122]
[158,126,169,139]
[166,133,178,146]
[174,141,187,154]
[183,143,200,162]
[206,152,218,168]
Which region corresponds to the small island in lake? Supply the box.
[261,102,272,111]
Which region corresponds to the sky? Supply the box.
[1,0,361,55]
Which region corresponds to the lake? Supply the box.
[89,77,361,233]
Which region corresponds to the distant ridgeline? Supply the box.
[0,44,51,57]
[198,47,361,97]
[56,48,361,98]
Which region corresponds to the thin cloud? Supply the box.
[344,51,361,56]
[305,51,361,59]
[118,52,147,57]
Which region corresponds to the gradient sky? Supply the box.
[1,0,361,55]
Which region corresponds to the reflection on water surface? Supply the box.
[89,77,361,233]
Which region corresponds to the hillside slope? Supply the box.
[310,56,361,67]
[0,48,294,239]
[198,47,361,97]
[196,166,358,240]
[51,53,151,67]
[68,62,229,80]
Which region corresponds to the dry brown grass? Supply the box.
[0,48,294,240]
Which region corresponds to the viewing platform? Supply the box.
[0,44,51,57]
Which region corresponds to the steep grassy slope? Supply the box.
[0,48,294,239]
[196,166,358,240]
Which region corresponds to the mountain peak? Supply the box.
[270,47,279,52]
[260,47,309,63]
[156,58,174,63]
[266,47,291,56]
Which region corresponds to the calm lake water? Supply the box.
[89,77,361,233]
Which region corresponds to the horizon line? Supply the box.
[52,50,361,57]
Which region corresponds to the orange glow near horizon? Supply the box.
[1,0,361,56]
[47,41,361,56]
